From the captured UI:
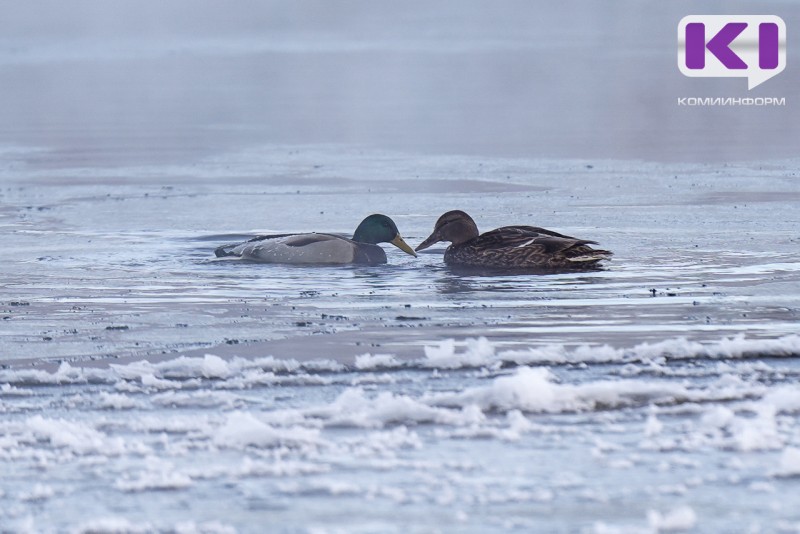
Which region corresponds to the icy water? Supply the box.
[3,1,800,532]
[2,147,800,533]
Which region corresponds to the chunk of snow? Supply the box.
[354,353,401,370]
[213,411,320,449]
[775,447,800,477]
[115,472,191,493]
[97,392,139,410]
[315,388,485,428]
[72,517,154,534]
[433,366,690,414]
[27,415,125,455]
[647,505,697,531]
[644,411,663,437]
[422,337,495,369]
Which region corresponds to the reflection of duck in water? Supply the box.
[416,210,612,270]
[215,214,416,265]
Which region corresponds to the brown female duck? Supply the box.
[415,210,611,270]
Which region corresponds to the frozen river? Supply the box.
[2,148,799,533]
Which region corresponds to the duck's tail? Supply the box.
[214,244,239,258]
[566,249,613,265]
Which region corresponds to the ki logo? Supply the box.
[678,15,786,90]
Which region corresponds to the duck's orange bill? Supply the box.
[391,234,417,257]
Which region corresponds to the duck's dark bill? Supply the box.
[390,235,417,257]
[415,232,440,252]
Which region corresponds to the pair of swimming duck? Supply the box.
[214,211,612,270]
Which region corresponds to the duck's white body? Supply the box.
[217,233,387,265]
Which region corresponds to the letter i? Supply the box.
[759,23,779,69]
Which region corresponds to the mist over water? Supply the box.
[1,0,798,164]
[1,2,799,533]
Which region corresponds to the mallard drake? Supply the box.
[416,210,611,270]
[215,214,416,265]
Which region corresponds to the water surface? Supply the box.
[2,148,800,532]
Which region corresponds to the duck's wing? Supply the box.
[444,224,611,269]
[496,225,585,241]
[476,226,599,253]
[215,233,296,257]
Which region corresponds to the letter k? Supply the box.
[686,22,748,69]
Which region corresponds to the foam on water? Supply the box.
[1,334,799,531]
